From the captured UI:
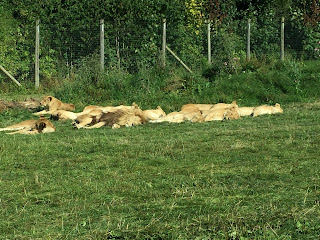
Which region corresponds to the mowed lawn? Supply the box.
[0,102,320,239]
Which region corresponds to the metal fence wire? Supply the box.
[2,15,319,85]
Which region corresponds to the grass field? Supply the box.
[0,101,320,239]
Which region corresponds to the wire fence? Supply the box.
[2,16,319,87]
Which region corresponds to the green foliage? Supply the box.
[0,5,31,82]
[52,49,320,110]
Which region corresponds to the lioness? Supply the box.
[181,103,214,112]
[203,106,240,121]
[50,110,79,121]
[181,100,238,112]
[150,109,204,123]
[224,106,241,120]
[34,96,75,115]
[79,102,139,115]
[142,106,166,121]
[210,100,238,110]
[0,116,56,134]
[252,103,283,117]
[236,107,255,117]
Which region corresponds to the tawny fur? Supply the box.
[203,106,240,121]
[210,100,238,110]
[34,96,75,115]
[50,110,79,121]
[73,104,145,129]
[224,107,240,120]
[236,107,255,117]
[252,103,283,117]
[142,106,166,121]
[0,116,55,134]
[181,100,238,112]
[81,110,144,129]
[150,109,204,123]
[181,104,214,112]
[0,119,38,132]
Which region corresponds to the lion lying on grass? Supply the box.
[181,100,238,112]
[150,108,204,123]
[34,96,75,115]
[73,104,146,129]
[50,102,142,121]
[236,107,255,117]
[0,116,56,134]
[252,103,283,117]
[202,106,240,121]
[142,106,166,121]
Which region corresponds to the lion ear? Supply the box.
[48,96,53,101]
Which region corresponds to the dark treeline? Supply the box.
[1,0,320,81]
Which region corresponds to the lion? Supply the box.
[50,107,105,121]
[236,107,255,117]
[77,102,139,115]
[203,106,240,121]
[74,110,144,129]
[0,116,56,134]
[150,108,204,123]
[252,103,283,117]
[224,106,241,120]
[73,103,145,129]
[34,96,75,115]
[181,103,214,112]
[142,106,166,121]
[181,100,238,112]
[88,109,144,129]
[210,100,238,110]
[50,110,79,121]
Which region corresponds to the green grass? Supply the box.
[1,102,320,239]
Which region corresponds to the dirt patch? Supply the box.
[0,98,40,112]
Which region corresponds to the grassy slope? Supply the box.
[0,102,320,239]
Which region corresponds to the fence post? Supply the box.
[207,20,211,64]
[165,46,193,73]
[116,32,120,69]
[161,18,166,68]
[280,17,285,61]
[0,65,22,87]
[35,19,40,89]
[247,19,251,61]
[100,19,104,71]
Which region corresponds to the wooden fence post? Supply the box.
[0,65,22,87]
[207,20,211,64]
[100,19,105,71]
[165,46,192,73]
[247,19,251,61]
[280,17,285,61]
[116,32,120,69]
[35,19,40,89]
[162,19,166,68]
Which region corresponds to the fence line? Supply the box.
[29,16,317,87]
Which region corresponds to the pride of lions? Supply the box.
[0,95,284,134]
